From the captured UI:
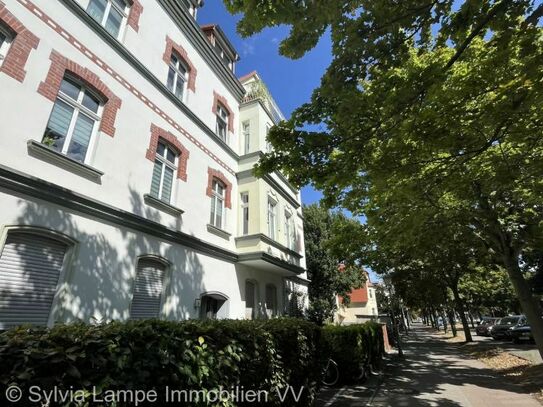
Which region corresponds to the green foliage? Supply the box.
[0,319,384,406]
[458,266,520,315]
[230,0,543,353]
[303,204,365,325]
[0,319,321,407]
[321,322,384,383]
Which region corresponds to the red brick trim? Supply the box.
[206,167,232,209]
[126,0,143,33]
[212,91,234,133]
[146,124,190,181]
[0,2,39,82]
[38,50,122,137]
[19,0,234,175]
[163,36,197,92]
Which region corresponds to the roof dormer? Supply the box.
[181,0,204,19]
[200,24,239,73]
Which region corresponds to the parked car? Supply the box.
[510,325,533,343]
[510,316,543,344]
[491,315,526,340]
[475,317,500,336]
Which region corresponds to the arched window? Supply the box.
[150,140,179,204]
[210,178,226,229]
[167,52,189,101]
[215,103,229,142]
[129,257,168,320]
[87,0,129,39]
[42,75,104,164]
[0,228,73,329]
[199,292,228,320]
[265,284,278,318]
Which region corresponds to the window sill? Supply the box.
[144,194,184,217]
[207,224,231,240]
[27,140,104,182]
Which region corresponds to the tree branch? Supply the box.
[445,0,513,70]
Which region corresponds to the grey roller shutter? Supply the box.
[130,259,166,319]
[0,232,67,329]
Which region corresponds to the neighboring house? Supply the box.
[0,0,308,329]
[335,271,379,324]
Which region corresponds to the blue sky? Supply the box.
[199,2,327,206]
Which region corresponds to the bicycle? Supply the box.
[321,358,339,387]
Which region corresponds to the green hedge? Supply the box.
[0,319,383,406]
[321,322,384,383]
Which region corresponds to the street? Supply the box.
[317,324,541,406]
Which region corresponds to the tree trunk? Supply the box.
[404,308,411,331]
[447,309,457,336]
[468,312,475,328]
[451,286,473,342]
[431,308,438,329]
[503,252,543,360]
[441,309,448,333]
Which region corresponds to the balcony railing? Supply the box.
[242,80,285,124]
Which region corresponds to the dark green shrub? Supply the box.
[0,319,319,406]
[0,319,383,406]
[321,322,384,383]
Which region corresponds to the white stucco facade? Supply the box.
[0,0,308,327]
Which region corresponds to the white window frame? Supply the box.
[152,141,179,203]
[44,76,104,164]
[87,0,129,39]
[0,26,12,65]
[284,210,295,249]
[216,104,229,143]
[210,179,226,229]
[167,52,188,101]
[267,198,277,240]
[242,121,250,154]
[241,192,249,236]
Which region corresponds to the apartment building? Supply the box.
[0,0,308,328]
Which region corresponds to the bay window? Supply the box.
[267,198,277,240]
[42,77,102,164]
[241,192,249,235]
[87,0,128,39]
[242,121,250,154]
[150,141,179,204]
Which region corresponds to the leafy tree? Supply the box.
[458,266,519,316]
[226,0,543,357]
[303,204,365,324]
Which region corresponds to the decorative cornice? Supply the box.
[0,164,237,262]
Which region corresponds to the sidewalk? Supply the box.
[318,324,541,406]
[371,325,541,406]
